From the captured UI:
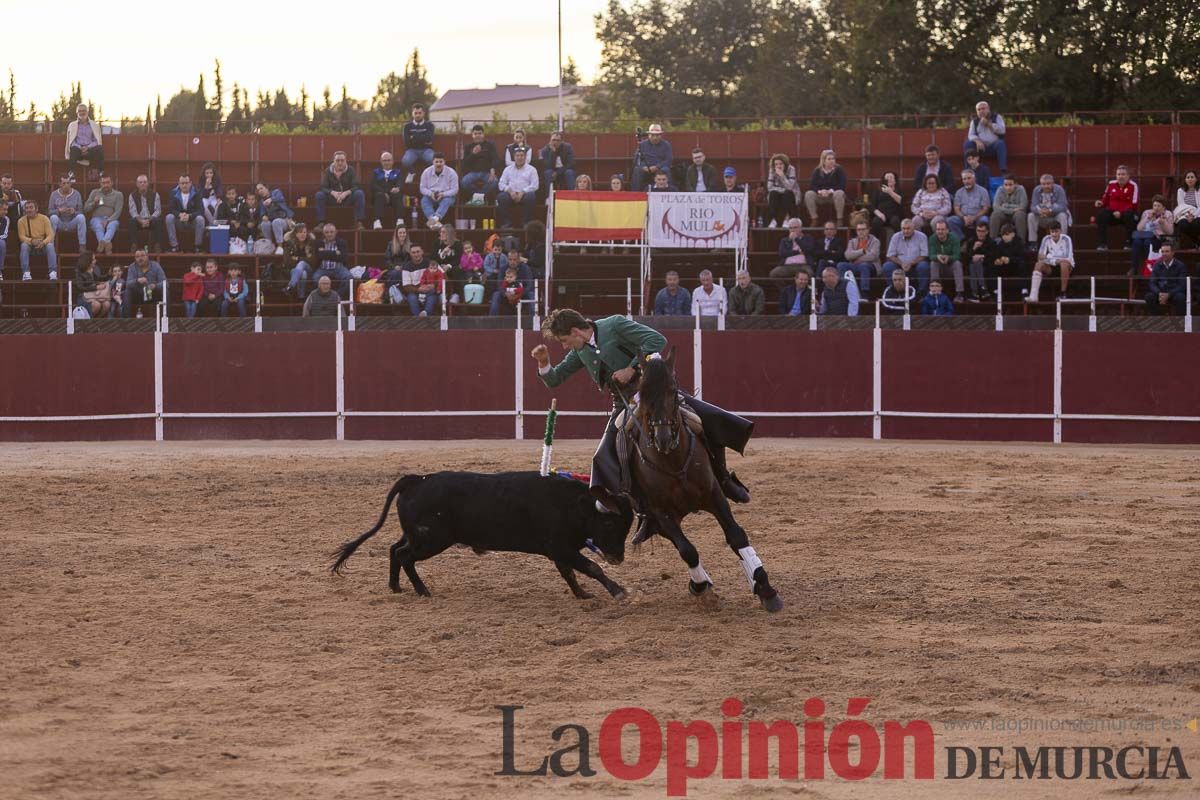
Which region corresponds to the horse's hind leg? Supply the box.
[653,512,718,604]
[711,493,784,613]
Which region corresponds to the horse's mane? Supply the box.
[639,356,676,410]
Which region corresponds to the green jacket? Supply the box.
[928,231,961,261]
[539,315,667,389]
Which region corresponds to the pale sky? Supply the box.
[3,0,609,121]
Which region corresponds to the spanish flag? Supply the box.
[553,191,647,242]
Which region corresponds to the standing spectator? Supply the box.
[540,132,577,194]
[1027,174,1071,247]
[870,171,904,244]
[122,248,165,317]
[18,200,57,280]
[370,151,404,230]
[766,154,799,228]
[127,175,163,253]
[1029,221,1074,302]
[84,174,123,255]
[927,218,965,302]
[1094,165,1139,250]
[991,223,1026,285]
[497,147,539,229]
[963,150,993,196]
[575,174,593,190]
[1173,170,1200,247]
[408,257,444,317]
[48,175,86,250]
[805,149,847,227]
[653,270,691,316]
[1131,195,1174,276]
[685,147,717,192]
[632,124,673,191]
[728,270,764,315]
[840,220,881,299]
[198,259,224,317]
[650,173,671,192]
[780,270,813,316]
[489,249,533,315]
[182,261,204,318]
[912,144,955,194]
[1144,242,1188,316]
[816,265,860,316]
[419,153,459,230]
[65,103,104,176]
[964,220,998,300]
[216,186,246,240]
[770,218,815,282]
[221,264,249,317]
[254,182,293,247]
[881,268,918,315]
[1,174,23,230]
[990,175,1028,239]
[719,166,743,193]
[166,174,206,253]
[401,103,436,183]
[812,221,846,266]
[964,101,1007,173]
[920,280,955,315]
[196,162,223,224]
[316,151,366,229]
[911,173,952,232]
[0,199,11,268]
[282,223,318,297]
[312,223,351,297]
[691,269,728,316]
[303,275,342,317]
[460,124,501,202]
[948,169,990,239]
[885,218,931,295]
[504,128,533,166]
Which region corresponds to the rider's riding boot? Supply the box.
[710,446,750,503]
[630,489,658,545]
[590,419,625,514]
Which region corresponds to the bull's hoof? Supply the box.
[574,591,595,600]
[388,582,403,594]
[612,589,628,601]
[689,581,722,610]
[758,590,784,613]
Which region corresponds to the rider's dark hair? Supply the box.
[543,308,592,338]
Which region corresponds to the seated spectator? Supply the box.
[770,218,814,282]
[74,251,111,317]
[816,265,860,316]
[1094,165,1139,250]
[691,269,728,316]
[312,223,351,297]
[963,149,993,196]
[217,186,246,239]
[964,101,1007,173]
[436,225,465,300]
[928,217,965,302]
[182,261,203,318]
[65,103,104,176]
[840,220,881,300]
[523,220,546,279]
[964,220,998,300]
[650,173,671,192]
[489,249,533,316]
[48,175,86,250]
[654,270,691,315]
[282,223,318,297]
[813,221,846,265]
[84,175,123,255]
[575,174,593,190]
[720,166,743,193]
[870,171,904,244]
[303,275,342,317]
[408,256,444,317]
[540,132,577,194]
[197,162,223,224]
[1029,221,1074,302]
[1,174,24,230]
[685,147,717,192]
[166,174,206,253]
[948,169,990,239]
[766,154,799,227]
[127,175,163,253]
[632,124,672,191]
[401,103,436,183]
[240,192,268,243]
[1131,195,1173,276]
[497,147,539,229]
[0,199,10,265]
[913,144,955,194]
[1027,174,1070,247]
[107,264,125,314]
[316,150,366,229]
[458,240,484,283]
[370,151,404,230]
[991,223,1026,285]
[1173,170,1200,247]
[419,153,459,230]
[610,174,626,192]
[482,237,505,283]
[198,259,224,317]
[779,270,812,316]
[805,149,847,227]
[460,125,501,202]
[911,173,951,232]
[17,200,57,280]
[1145,242,1188,316]
[505,128,533,166]
[122,248,165,317]
[881,268,918,315]
[728,269,764,315]
[990,175,1028,240]
[885,218,931,295]
[255,182,293,247]
[384,224,413,270]
[920,280,955,315]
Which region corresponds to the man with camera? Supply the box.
[539,132,576,197]
[632,123,673,191]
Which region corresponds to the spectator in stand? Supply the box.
[766,154,799,228]
[182,261,203,318]
[1027,174,1070,247]
[632,124,673,191]
[911,173,951,232]
[1145,242,1188,316]
[964,220,998,300]
[720,166,743,193]
[197,162,223,224]
[65,103,104,176]
[497,147,539,229]
[400,243,432,307]
[921,280,955,315]
[303,275,341,317]
[990,174,1028,239]
[166,174,206,253]
[963,150,993,196]
[885,218,931,295]
[217,186,245,240]
[523,219,546,279]
[1094,165,1139,250]
[540,132,577,195]
[370,151,404,230]
[384,225,413,269]
[48,175,86,250]
[948,169,990,240]
[991,223,1025,285]
[401,103,436,183]
[1173,170,1200,247]
[460,125,501,202]
[504,128,533,166]
[407,256,444,317]
[240,192,268,244]
[870,171,904,244]
[84,175,123,255]
[282,223,318,297]
[419,153,459,230]
[816,265,860,316]
[489,249,533,315]
[813,221,846,266]
[221,264,250,318]
[18,200,57,280]
[312,223,351,297]
[691,269,728,316]
[610,174,626,192]
[198,259,224,317]
[728,269,764,315]
[122,247,165,317]
[913,144,955,194]
[458,240,484,286]
[436,225,465,301]
[575,174,592,190]
[651,173,671,192]
[840,220,881,299]
[482,237,505,283]
[685,147,717,192]
[1029,221,1074,302]
[127,175,163,253]
[316,151,366,229]
[965,101,1007,173]
[928,217,965,302]
[780,270,812,315]
[1131,195,1174,276]
[805,149,847,227]
[108,264,125,314]
[881,268,918,315]
[0,199,9,266]
[770,217,815,282]
[75,251,114,318]
[254,182,293,247]
[654,270,691,316]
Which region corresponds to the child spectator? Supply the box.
[217,187,245,239]
[459,240,484,276]
[108,265,125,315]
[500,265,524,309]
[991,223,1025,285]
[920,280,955,315]
[483,237,506,282]
[240,193,265,243]
[222,264,249,317]
[409,258,444,317]
[182,261,204,318]
[199,259,224,317]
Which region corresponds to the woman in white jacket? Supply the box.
[1174,170,1200,246]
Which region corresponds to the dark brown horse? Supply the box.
[624,350,783,612]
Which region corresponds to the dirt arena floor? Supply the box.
[1,438,1198,799]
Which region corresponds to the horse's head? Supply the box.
[638,347,681,454]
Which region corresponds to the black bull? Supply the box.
[329,472,635,600]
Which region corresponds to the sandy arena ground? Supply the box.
[1,438,1198,799]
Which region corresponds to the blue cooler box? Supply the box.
[209,225,230,254]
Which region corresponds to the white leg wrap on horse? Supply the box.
[688,564,712,585]
[737,546,763,587]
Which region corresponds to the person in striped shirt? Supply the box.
[1029,221,1074,302]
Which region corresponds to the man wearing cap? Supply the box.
[719,167,744,193]
[685,148,718,192]
[66,103,104,175]
[633,124,673,191]
[497,147,539,229]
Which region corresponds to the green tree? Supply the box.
[561,56,582,86]
[371,48,438,119]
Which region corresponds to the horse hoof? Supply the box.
[612,590,628,601]
[758,590,784,613]
[575,592,595,601]
[689,582,722,610]
[389,583,403,594]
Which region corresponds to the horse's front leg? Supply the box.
[651,511,720,607]
[710,491,784,613]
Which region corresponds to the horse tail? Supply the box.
[329,474,424,574]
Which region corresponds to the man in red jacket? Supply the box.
[1094,165,1139,250]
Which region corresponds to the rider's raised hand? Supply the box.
[531,344,550,367]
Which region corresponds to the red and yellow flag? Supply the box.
[553,191,647,242]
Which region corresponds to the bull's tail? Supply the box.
[329,474,424,574]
